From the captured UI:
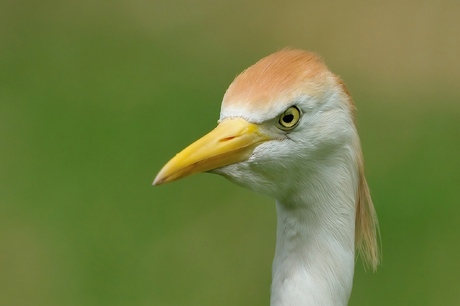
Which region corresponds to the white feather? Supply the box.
[214,85,360,306]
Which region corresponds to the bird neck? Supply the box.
[270,162,357,306]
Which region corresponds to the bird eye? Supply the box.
[277,106,301,130]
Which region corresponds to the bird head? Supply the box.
[154,49,356,199]
[154,49,379,269]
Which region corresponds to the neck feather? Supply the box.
[270,160,358,306]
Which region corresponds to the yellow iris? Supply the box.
[277,106,301,130]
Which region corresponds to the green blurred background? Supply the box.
[1,0,459,305]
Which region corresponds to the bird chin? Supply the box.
[208,164,253,189]
[208,164,278,198]
[208,166,238,182]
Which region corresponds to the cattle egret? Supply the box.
[154,49,379,306]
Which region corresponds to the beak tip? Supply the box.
[152,174,163,186]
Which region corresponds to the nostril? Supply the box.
[220,136,236,142]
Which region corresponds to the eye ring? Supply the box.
[277,106,301,130]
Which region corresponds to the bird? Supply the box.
[153,48,379,306]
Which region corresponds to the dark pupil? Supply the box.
[283,114,294,123]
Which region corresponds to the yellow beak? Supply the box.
[153,118,271,185]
